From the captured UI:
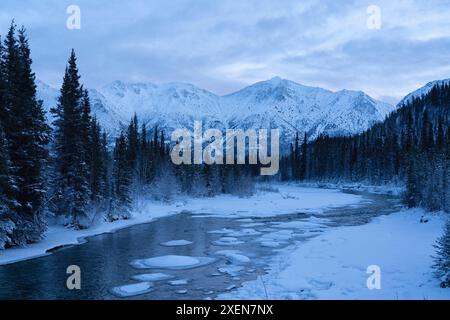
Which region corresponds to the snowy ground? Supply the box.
[218,209,450,300]
[0,184,362,265]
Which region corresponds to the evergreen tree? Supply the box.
[51,50,90,229]
[90,118,102,202]
[109,132,131,221]
[0,35,7,125]
[0,24,50,244]
[126,113,139,172]
[433,220,450,288]
[81,88,92,181]
[0,125,15,249]
[300,132,307,180]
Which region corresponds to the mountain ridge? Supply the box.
[36,77,396,148]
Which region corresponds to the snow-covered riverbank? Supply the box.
[0,185,362,265]
[219,208,450,300]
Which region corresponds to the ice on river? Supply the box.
[160,240,193,247]
[209,228,261,237]
[208,228,235,234]
[130,255,215,270]
[258,230,294,242]
[271,220,326,230]
[213,237,244,246]
[131,273,174,282]
[169,279,189,286]
[110,282,153,298]
[215,250,251,264]
[260,241,284,248]
[218,265,245,276]
[240,222,266,228]
[227,229,262,237]
[176,290,188,294]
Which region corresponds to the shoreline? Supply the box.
[218,208,449,300]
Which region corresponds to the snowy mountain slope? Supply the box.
[36,77,395,148]
[399,78,450,106]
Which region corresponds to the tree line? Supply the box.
[0,22,255,248]
[282,82,450,212]
[281,82,450,286]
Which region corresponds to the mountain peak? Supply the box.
[36,77,396,147]
[399,78,450,106]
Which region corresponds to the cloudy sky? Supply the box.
[1,0,450,104]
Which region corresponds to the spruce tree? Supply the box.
[300,132,307,180]
[433,220,450,288]
[51,50,90,229]
[0,35,7,124]
[1,24,50,244]
[90,118,102,202]
[109,132,131,221]
[0,125,15,249]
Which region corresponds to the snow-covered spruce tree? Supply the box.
[81,89,92,186]
[444,125,450,213]
[100,131,111,201]
[0,125,16,249]
[51,50,91,229]
[88,118,102,204]
[108,132,132,221]
[434,220,450,288]
[0,33,18,249]
[1,24,50,245]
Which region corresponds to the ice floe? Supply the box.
[227,229,261,237]
[240,222,266,228]
[169,279,189,286]
[160,240,193,247]
[110,282,153,297]
[215,250,251,264]
[208,228,234,234]
[213,237,244,246]
[271,220,325,229]
[130,255,215,270]
[218,265,244,276]
[176,290,188,294]
[260,241,284,248]
[131,273,174,282]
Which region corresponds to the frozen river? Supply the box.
[0,191,401,300]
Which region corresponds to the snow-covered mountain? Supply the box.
[36,77,395,148]
[399,78,450,106]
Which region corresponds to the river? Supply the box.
[0,191,402,300]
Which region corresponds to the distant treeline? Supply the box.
[0,23,255,249]
[282,82,450,212]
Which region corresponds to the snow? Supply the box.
[160,240,193,247]
[218,265,245,277]
[399,78,450,106]
[110,282,153,298]
[37,78,395,147]
[271,221,326,229]
[0,184,362,265]
[169,279,189,286]
[209,228,261,237]
[260,241,284,248]
[215,250,251,264]
[176,290,188,294]
[218,209,450,300]
[130,255,215,270]
[213,237,245,246]
[131,273,174,282]
[226,229,262,237]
